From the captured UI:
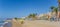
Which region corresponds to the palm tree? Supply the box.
[50,6,55,14]
[48,6,55,21]
[54,7,58,15]
[28,13,37,20]
[50,6,58,21]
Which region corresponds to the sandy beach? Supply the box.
[22,20,60,27]
[12,19,60,27]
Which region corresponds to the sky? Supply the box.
[0,0,58,19]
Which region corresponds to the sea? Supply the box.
[0,18,7,27]
[0,21,5,27]
[0,18,12,27]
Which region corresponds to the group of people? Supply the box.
[50,17,60,21]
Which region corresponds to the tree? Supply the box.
[50,6,58,21]
[50,6,58,15]
[54,8,58,18]
[14,17,18,20]
[28,13,37,20]
[50,6,55,14]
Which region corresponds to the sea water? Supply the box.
[0,18,12,27]
[0,21,5,27]
[0,18,7,26]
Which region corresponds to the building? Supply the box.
[58,0,60,18]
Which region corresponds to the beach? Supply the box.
[12,19,60,27]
